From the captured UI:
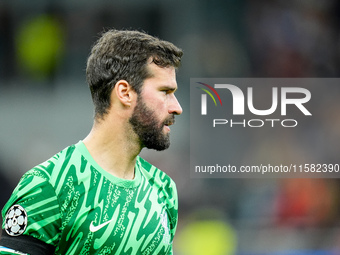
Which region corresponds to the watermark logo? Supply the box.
[190,78,338,179]
[196,82,312,128]
[196,82,222,115]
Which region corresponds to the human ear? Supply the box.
[114,80,136,107]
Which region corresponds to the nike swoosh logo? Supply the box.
[89,219,113,232]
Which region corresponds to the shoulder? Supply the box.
[1,145,74,213]
[0,144,80,247]
[137,156,178,204]
[137,157,179,239]
[137,156,177,189]
[20,143,83,186]
[1,143,78,223]
[33,144,78,177]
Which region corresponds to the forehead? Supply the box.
[143,63,177,88]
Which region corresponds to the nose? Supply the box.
[169,94,183,115]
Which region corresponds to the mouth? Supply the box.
[164,122,174,127]
[164,125,171,132]
[163,122,172,131]
[163,117,175,131]
[164,115,175,126]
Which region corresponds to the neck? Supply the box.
[83,118,141,180]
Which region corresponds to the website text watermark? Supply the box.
[195,163,340,176]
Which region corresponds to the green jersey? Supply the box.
[1,141,178,254]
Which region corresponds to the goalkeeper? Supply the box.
[0,29,183,255]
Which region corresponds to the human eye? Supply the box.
[160,87,176,95]
[160,89,171,95]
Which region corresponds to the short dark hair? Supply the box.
[86,29,183,119]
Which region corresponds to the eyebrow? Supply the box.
[160,85,178,92]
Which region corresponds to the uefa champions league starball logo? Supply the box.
[5,204,28,236]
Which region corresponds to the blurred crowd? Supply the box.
[1,0,340,254]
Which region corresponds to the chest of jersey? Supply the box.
[55,168,172,255]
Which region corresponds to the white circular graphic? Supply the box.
[5,205,28,236]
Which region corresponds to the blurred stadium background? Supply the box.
[1,0,340,254]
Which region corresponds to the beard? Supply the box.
[129,96,175,151]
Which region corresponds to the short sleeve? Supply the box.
[2,172,61,246]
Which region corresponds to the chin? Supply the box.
[145,141,170,151]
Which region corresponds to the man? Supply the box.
[0,29,183,254]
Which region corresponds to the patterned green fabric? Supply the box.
[2,141,178,254]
